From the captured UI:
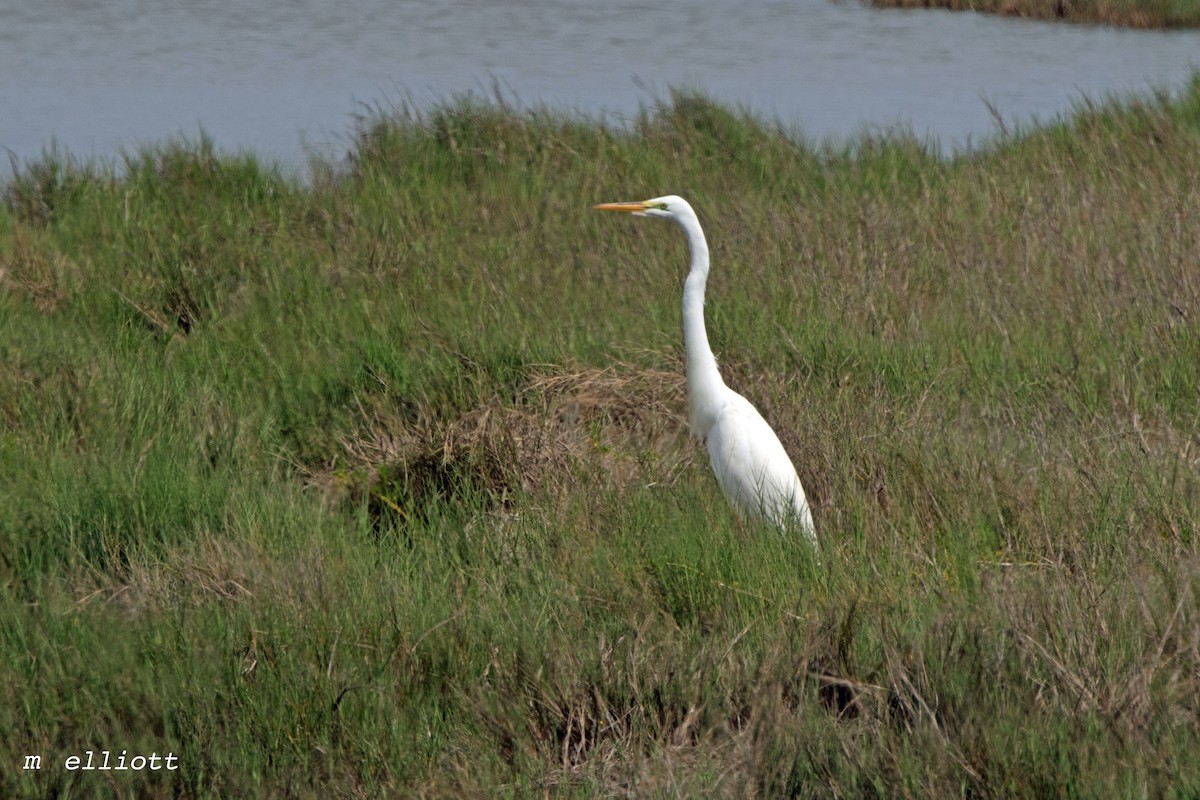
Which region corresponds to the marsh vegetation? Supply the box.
[2,80,1199,797]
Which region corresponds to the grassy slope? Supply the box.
[1,81,1199,797]
[867,0,1200,28]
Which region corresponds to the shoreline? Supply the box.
[866,0,1200,28]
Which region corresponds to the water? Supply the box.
[2,0,1198,173]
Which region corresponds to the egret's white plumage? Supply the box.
[594,195,817,544]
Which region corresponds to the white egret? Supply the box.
[594,195,817,544]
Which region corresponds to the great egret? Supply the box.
[594,195,817,544]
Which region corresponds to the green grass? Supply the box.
[2,81,1199,797]
[867,0,1200,28]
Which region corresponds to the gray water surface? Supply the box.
[3,0,1198,172]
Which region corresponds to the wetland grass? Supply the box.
[2,82,1199,796]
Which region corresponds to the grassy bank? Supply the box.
[867,0,1200,28]
[2,79,1199,797]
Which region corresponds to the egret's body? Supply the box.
[594,195,816,544]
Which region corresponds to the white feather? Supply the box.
[595,194,818,546]
[707,394,816,538]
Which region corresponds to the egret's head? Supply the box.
[593,195,693,222]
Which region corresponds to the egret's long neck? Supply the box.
[677,214,726,436]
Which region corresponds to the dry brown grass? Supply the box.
[315,358,698,529]
[70,536,258,618]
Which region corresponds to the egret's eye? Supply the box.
[658,203,669,210]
